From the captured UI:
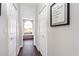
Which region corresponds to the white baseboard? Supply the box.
[17,45,23,56]
[20,45,23,48]
[17,46,20,55]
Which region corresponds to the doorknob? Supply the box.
[11,37,14,40]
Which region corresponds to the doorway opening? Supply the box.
[23,19,33,40]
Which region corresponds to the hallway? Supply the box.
[1,3,79,56]
[18,40,42,56]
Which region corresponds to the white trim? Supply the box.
[39,4,46,14]
[16,46,20,55]
[17,45,23,55]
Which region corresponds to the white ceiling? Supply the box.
[20,3,38,8]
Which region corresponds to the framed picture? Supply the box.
[0,3,1,16]
[50,3,70,27]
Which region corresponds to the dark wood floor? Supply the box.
[18,40,42,56]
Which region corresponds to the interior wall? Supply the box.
[35,3,47,56]
[15,3,21,55]
[17,4,23,48]
[19,4,23,48]
[47,3,79,56]
[35,4,38,49]
[0,3,8,56]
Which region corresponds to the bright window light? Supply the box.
[24,20,32,34]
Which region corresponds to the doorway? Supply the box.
[23,19,33,40]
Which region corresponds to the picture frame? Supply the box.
[0,3,1,16]
[50,3,70,27]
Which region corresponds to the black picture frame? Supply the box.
[50,3,70,27]
[0,3,1,16]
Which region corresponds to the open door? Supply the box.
[7,3,17,56]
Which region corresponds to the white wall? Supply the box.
[15,3,21,55]
[36,3,79,56]
[18,4,23,48]
[20,3,37,45]
[47,3,79,56]
[0,3,8,56]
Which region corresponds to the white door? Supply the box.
[7,4,17,56]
